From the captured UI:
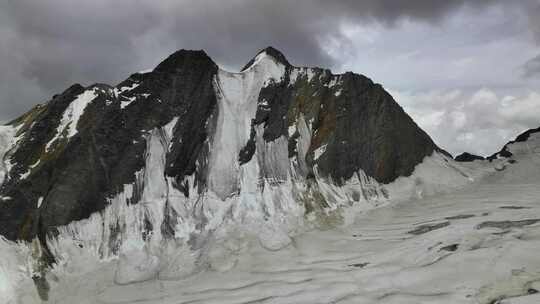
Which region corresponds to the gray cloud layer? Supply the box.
[0,1,506,115]
[523,54,540,78]
[0,0,539,155]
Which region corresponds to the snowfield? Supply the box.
[2,136,539,303]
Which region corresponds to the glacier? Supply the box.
[3,133,540,303]
[0,50,539,304]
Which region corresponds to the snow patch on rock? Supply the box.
[313,144,327,160]
[0,125,17,185]
[46,88,98,151]
[120,96,137,109]
[289,67,317,85]
[114,82,140,96]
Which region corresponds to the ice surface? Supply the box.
[209,51,286,199]
[0,125,17,185]
[6,146,540,303]
[385,152,491,202]
[313,143,327,160]
[114,240,160,285]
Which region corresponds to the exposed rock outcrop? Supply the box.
[0,47,447,257]
[455,152,485,162]
[488,127,540,161]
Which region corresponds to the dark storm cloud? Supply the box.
[521,1,540,79]
[159,1,507,71]
[523,54,540,78]
[527,0,540,43]
[2,1,158,90]
[0,0,528,122]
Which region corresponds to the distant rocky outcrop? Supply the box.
[487,126,540,161]
[455,152,485,162]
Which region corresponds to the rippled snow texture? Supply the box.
[3,143,538,304]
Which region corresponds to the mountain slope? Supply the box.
[0,47,449,244]
[4,117,540,304]
[35,148,540,303]
[488,126,540,161]
[0,48,473,300]
[0,50,218,243]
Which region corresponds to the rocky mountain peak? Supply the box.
[241,46,291,71]
[455,152,485,162]
[0,47,453,272]
[154,49,217,74]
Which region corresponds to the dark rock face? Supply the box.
[310,73,442,184]
[0,47,444,245]
[514,126,540,142]
[439,244,459,252]
[245,49,446,184]
[0,50,218,243]
[476,219,540,230]
[455,152,485,162]
[408,221,450,235]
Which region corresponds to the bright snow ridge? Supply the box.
[208,51,285,199]
[46,88,98,151]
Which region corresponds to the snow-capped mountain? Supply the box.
[1,47,528,303]
[0,47,451,243]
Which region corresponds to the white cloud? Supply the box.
[391,88,540,156]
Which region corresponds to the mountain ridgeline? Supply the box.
[0,47,446,259]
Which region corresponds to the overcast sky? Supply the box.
[1,0,539,156]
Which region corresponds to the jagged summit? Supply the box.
[241,46,291,71]
[154,49,217,74]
